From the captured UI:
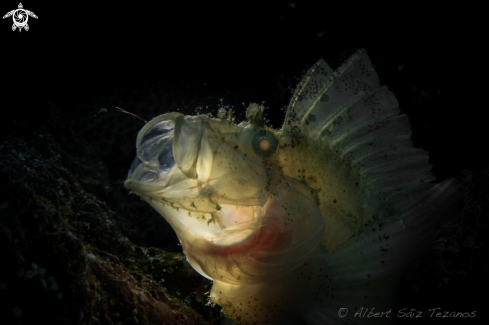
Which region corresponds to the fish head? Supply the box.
[125,109,324,285]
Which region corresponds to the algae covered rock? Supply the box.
[0,82,217,324]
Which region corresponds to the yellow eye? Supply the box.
[259,138,271,151]
[252,130,278,157]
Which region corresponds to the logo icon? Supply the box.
[3,3,38,32]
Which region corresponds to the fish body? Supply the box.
[125,49,459,324]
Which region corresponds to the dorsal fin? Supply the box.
[282,48,458,229]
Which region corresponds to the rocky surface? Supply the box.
[0,90,220,324]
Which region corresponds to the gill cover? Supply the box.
[125,112,324,285]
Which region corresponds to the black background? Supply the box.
[2,1,486,180]
[1,1,486,323]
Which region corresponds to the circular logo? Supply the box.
[13,10,27,27]
[3,3,38,32]
[338,308,348,318]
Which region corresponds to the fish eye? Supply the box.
[252,130,278,157]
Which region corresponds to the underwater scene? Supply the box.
[1,2,487,325]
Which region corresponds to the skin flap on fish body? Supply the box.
[125,48,460,324]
